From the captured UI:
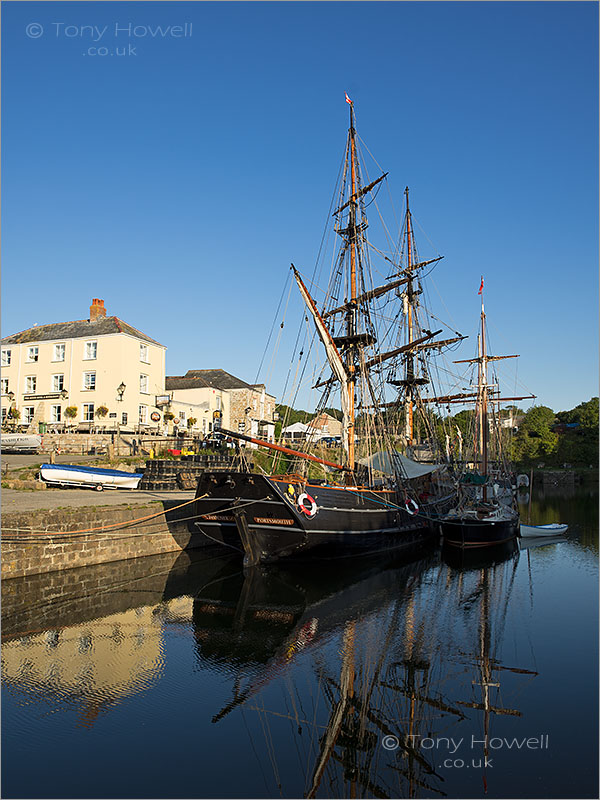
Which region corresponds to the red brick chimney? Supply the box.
[89,298,106,322]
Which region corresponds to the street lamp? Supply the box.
[116,382,126,455]
[59,390,68,432]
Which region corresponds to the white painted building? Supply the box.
[1,299,166,433]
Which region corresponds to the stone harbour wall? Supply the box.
[1,499,209,580]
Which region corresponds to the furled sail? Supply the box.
[292,266,351,458]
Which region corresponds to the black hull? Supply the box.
[441,538,519,569]
[192,471,441,564]
[440,515,519,549]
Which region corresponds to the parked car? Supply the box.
[318,436,342,446]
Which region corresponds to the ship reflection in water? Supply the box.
[2,513,598,799]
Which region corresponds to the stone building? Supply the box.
[165,369,276,442]
[306,412,343,439]
[1,299,166,433]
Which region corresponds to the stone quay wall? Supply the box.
[19,432,180,455]
[1,498,209,580]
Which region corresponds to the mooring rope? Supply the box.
[1,495,268,541]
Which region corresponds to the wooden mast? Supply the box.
[346,100,358,473]
[404,187,415,449]
[478,299,489,498]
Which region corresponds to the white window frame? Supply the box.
[26,346,39,363]
[1,349,11,367]
[25,376,37,393]
[216,396,222,411]
[52,374,64,392]
[51,405,62,423]
[53,343,66,362]
[138,405,148,424]
[83,371,96,391]
[140,374,149,394]
[83,403,95,422]
[23,406,35,424]
[140,344,149,363]
[1,407,7,422]
[179,410,186,421]
[84,341,97,360]
[1,377,9,395]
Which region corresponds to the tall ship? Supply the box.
[439,290,535,548]
[192,97,466,565]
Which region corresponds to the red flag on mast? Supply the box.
[345,92,352,105]
[478,276,484,295]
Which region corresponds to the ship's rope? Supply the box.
[254,270,293,386]
[1,494,267,540]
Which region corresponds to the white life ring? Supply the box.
[297,492,318,518]
[405,498,419,516]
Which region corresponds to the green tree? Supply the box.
[511,405,557,465]
[555,397,598,466]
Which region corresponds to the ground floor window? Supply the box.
[83,403,94,422]
[1,407,8,423]
[23,407,35,424]
[139,405,147,424]
[51,405,62,423]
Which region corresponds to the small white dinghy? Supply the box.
[39,463,143,491]
[520,523,569,538]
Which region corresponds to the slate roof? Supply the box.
[1,317,163,347]
[166,369,255,391]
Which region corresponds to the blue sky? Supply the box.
[2,1,597,413]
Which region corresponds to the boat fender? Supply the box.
[287,484,296,496]
[405,498,419,516]
[297,493,318,518]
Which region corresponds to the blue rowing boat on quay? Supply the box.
[38,463,144,491]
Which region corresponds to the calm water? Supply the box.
[2,485,598,799]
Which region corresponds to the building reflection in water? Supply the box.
[2,539,539,796]
[1,550,224,727]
